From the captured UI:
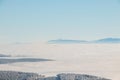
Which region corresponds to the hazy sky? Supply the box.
[0,0,120,43]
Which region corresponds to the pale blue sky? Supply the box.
[0,0,120,43]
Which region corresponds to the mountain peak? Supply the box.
[95,38,120,43]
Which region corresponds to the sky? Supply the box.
[0,0,120,43]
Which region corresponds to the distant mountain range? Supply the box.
[48,39,88,44]
[48,38,120,44]
[94,38,120,43]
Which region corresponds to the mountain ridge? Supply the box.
[48,38,120,44]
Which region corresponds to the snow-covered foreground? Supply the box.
[0,43,120,80]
